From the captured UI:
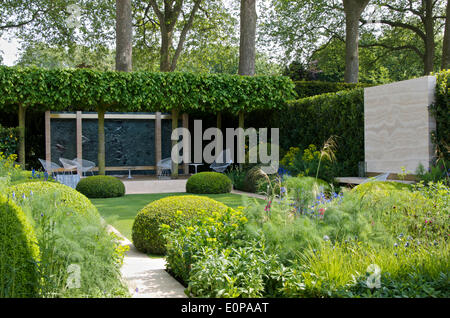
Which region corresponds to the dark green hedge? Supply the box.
[0,124,19,156]
[76,176,125,198]
[431,70,449,160]
[186,172,232,194]
[0,66,296,114]
[276,88,364,176]
[293,80,370,99]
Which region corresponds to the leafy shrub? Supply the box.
[244,166,270,193]
[225,165,247,191]
[416,162,449,185]
[132,195,230,254]
[14,190,128,297]
[186,172,232,194]
[187,242,281,298]
[0,193,40,298]
[0,125,19,157]
[161,207,248,284]
[276,88,364,177]
[76,175,125,198]
[9,181,98,217]
[431,70,449,161]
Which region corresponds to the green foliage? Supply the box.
[76,175,125,198]
[416,162,449,185]
[243,166,271,193]
[431,69,449,160]
[0,66,296,114]
[277,89,364,177]
[9,181,98,217]
[284,144,338,183]
[293,81,370,99]
[161,207,248,284]
[186,172,232,194]
[353,181,413,193]
[0,193,40,298]
[132,195,230,254]
[14,189,128,297]
[0,125,19,157]
[225,165,247,191]
[187,243,281,298]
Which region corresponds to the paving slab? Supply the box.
[107,224,187,298]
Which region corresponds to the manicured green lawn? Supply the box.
[91,192,262,240]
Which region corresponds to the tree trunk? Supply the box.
[171,108,179,178]
[343,0,369,83]
[160,26,173,72]
[423,0,435,75]
[238,0,257,76]
[18,104,26,168]
[442,0,450,70]
[97,107,106,175]
[115,0,133,72]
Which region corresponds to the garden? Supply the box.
[0,0,449,300]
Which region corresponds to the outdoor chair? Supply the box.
[72,158,96,176]
[210,149,233,173]
[157,158,172,179]
[59,158,78,175]
[360,172,390,184]
[38,158,62,179]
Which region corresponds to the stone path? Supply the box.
[122,178,188,194]
[107,225,187,298]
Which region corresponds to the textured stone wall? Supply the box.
[364,76,436,174]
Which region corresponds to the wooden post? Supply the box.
[45,111,51,163]
[98,108,106,175]
[76,111,82,176]
[171,109,179,178]
[238,111,244,167]
[182,113,189,175]
[155,112,162,176]
[18,105,26,168]
[216,112,223,160]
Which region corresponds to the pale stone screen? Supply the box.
[364,76,436,174]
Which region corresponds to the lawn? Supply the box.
[91,192,263,240]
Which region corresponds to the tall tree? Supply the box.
[442,0,450,69]
[343,0,370,83]
[116,0,133,72]
[239,0,257,76]
[95,0,133,176]
[361,0,447,75]
[145,0,203,72]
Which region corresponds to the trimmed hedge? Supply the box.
[186,172,232,194]
[0,66,296,114]
[0,193,40,297]
[276,88,364,177]
[293,80,370,99]
[76,176,125,198]
[431,70,449,160]
[132,195,230,254]
[9,181,98,216]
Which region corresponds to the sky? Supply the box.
[0,36,20,66]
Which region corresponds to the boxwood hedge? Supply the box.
[186,172,232,194]
[76,176,125,198]
[0,193,40,298]
[132,195,230,254]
